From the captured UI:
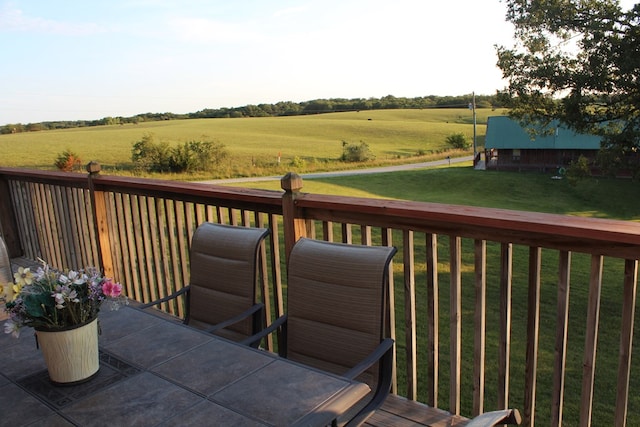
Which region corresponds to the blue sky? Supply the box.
[0,1,526,124]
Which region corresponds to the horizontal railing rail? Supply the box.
[1,165,638,427]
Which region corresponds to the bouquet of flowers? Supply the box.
[2,260,128,337]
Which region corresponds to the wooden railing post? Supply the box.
[86,162,114,277]
[281,172,307,260]
[0,174,22,257]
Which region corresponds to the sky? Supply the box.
[1,0,520,125]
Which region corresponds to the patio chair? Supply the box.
[244,237,398,427]
[466,408,522,426]
[140,222,269,343]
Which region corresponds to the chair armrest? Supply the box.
[204,303,264,333]
[343,338,395,427]
[240,314,288,348]
[138,286,190,309]
[343,338,394,380]
[466,409,522,427]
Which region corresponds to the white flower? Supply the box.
[52,285,79,309]
[4,320,20,338]
[67,270,87,285]
[53,292,66,309]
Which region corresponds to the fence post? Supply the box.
[281,172,307,260]
[86,162,114,277]
[0,174,22,257]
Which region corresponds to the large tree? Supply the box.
[496,0,640,177]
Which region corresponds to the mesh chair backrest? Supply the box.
[187,223,269,340]
[286,238,397,385]
[0,236,11,285]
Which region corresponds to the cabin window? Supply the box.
[512,149,521,162]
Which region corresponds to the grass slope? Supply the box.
[0,108,502,178]
[225,164,640,221]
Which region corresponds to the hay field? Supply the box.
[0,108,503,178]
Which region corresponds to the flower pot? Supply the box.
[35,317,100,385]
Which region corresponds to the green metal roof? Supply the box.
[485,116,601,149]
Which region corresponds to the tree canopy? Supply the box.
[496,0,640,177]
[0,94,502,135]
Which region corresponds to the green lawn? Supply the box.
[224,164,640,221]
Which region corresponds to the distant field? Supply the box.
[0,108,503,179]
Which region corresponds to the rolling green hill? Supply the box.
[0,108,500,179]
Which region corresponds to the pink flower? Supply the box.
[101,279,122,298]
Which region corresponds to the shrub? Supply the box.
[132,134,227,173]
[340,140,374,162]
[54,150,82,172]
[566,155,591,186]
[445,133,471,149]
[132,133,171,172]
[290,156,306,168]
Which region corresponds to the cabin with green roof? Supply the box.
[484,116,601,172]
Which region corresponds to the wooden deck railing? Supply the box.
[0,164,638,427]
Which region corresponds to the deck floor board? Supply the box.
[366,396,468,427]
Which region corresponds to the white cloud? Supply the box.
[168,17,263,44]
[272,6,308,18]
[0,3,104,35]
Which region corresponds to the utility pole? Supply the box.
[471,92,477,167]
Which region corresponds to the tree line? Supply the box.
[1,93,502,134]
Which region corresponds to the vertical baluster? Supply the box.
[473,239,487,416]
[499,243,513,410]
[450,235,462,415]
[341,222,352,243]
[123,194,141,301]
[404,229,417,399]
[36,183,55,264]
[132,195,150,303]
[114,194,133,300]
[155,197,172,307]
[614,259,638,427]
[74,188,90,267]
[579,255,603,426]
[63,187,80,268]
[551,250,571,427]
[426,233,439,407]
[166,199,186,317]
[524,247,541,426]
[174,200,190,310]
[145,196,162,303]
[102,192,120,281]
[253,211,273,351]
[268,215,284,320]
[51,185,67,267]
[361,225,372,245]
[322,220,333,241]
[382,228,397,394]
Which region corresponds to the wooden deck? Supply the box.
[367,396,468,426]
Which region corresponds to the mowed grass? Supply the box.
[224,163,640,221]
[0,108,503,178]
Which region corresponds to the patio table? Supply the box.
[0,305,370,426]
